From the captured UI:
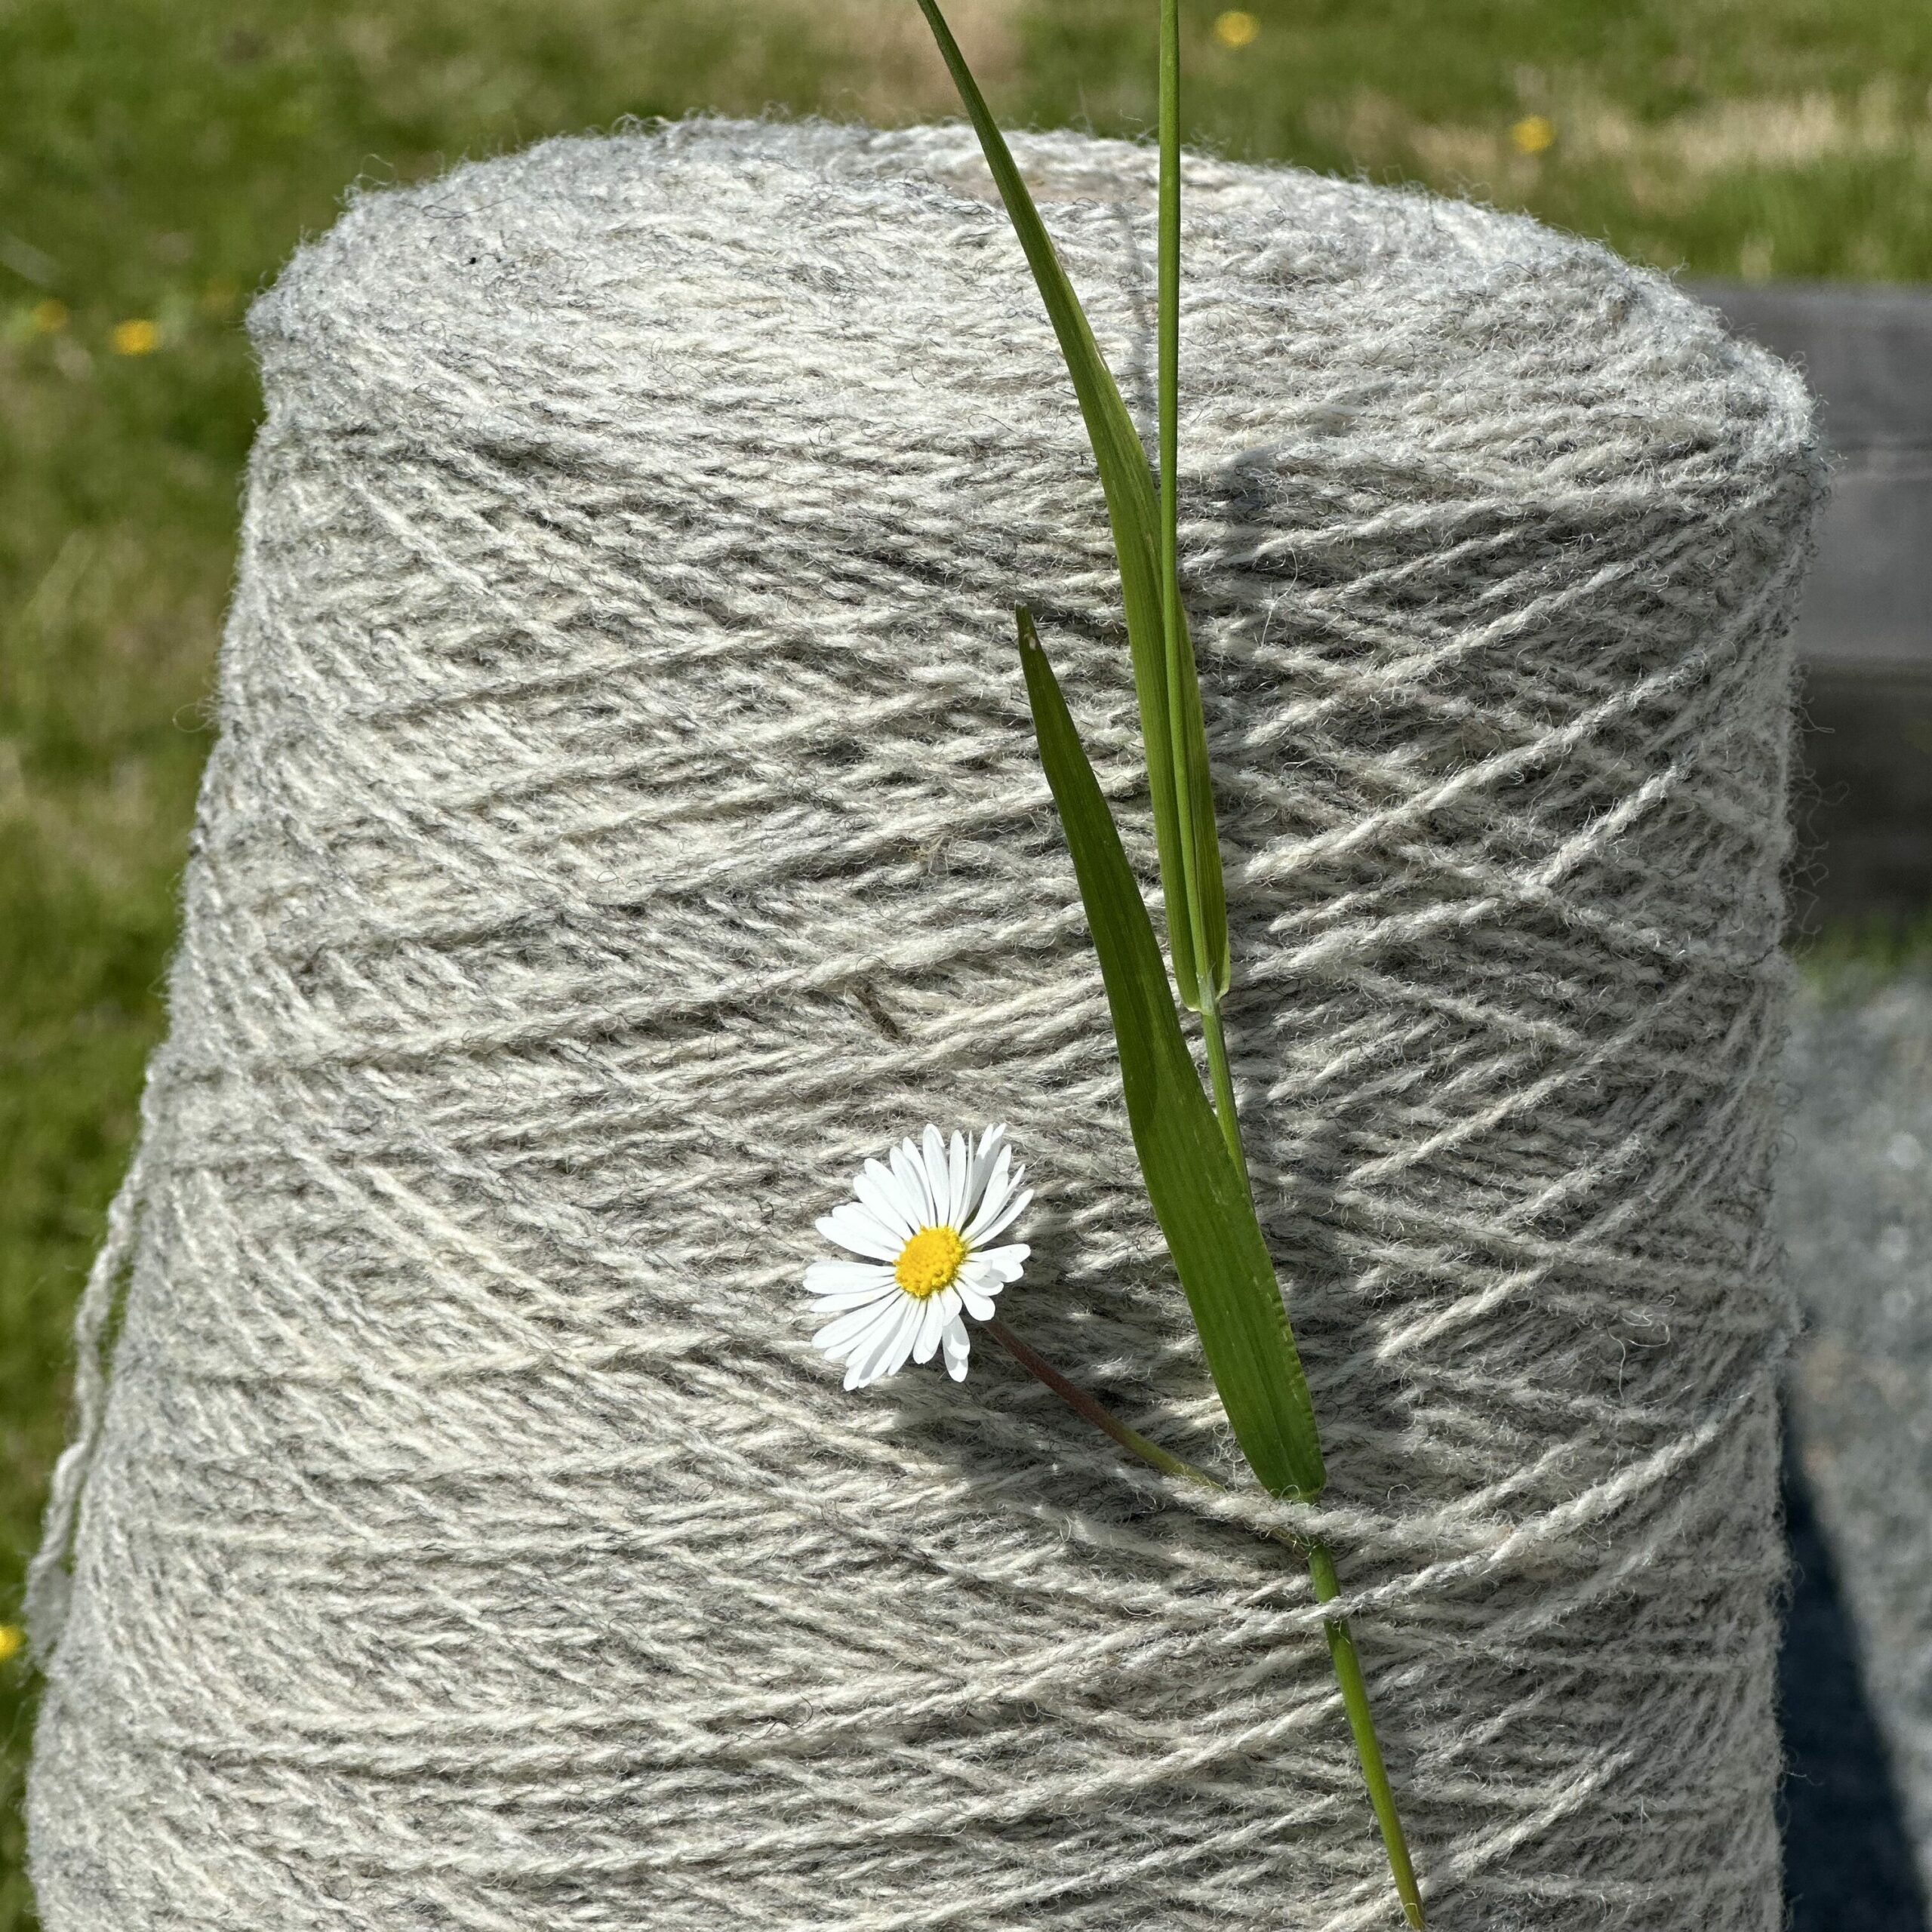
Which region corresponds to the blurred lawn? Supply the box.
[4,0,1932,1918]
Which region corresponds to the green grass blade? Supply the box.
[1017,608,1325,1502]
[1157,0,1229,1006]
[1174,614,1228,999]
[917,0,1226,1009]
[1157,0,1195,999]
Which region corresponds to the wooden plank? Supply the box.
[1793,671,1932,925]
[1690,281,1932,919]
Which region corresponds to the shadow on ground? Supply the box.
[1781,1437,1930,1931]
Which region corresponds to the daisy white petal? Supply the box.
[962,1166,1024,1243]
[912,1293,949,1364]
[955,1259,1011,1301]
[891,1140,936,1226]
[946,1131,969,1227]
[956,1279,998,1321]
[823,1300,899,1370]
[974,1186,1032,1245]
[856,1161,918,1239]
[809,1284,903,1316]
[819,1289,909,1344]
[967,1243,1029,1284]
[941,1316,973,1381]
[958,1133,992,1219]
[817,1205,902,1262]
[850,1301,920,1388]
[804,1259,897,1295]
[921,1125,952,1222]
[966,1124,1008,1211]
[976,1143,1015,1215]
[873,1306,923,1383]
[814,1297,904,1353]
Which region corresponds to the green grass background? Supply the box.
[4,0,1930,1916]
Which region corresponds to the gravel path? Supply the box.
[1783,971,1932,1900]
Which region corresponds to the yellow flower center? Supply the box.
[894,1226,968,1299]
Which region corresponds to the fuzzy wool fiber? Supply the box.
[28,118,1822,1931]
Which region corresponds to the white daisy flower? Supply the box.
[804,1124,1032,1389]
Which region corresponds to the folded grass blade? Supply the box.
[917,0,1227,1012]
[1015,608,1324,1503]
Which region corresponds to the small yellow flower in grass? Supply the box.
[31,298,69,334]
[0,1625,23,1665]
[806,1124,1032,1389]
[1510,114,1556,157]
[1213,9,1260,48]
[111,318,159,355]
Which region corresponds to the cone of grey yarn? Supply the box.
[28,118,1821,1931]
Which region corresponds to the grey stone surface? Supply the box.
[1783,972,1932,1898]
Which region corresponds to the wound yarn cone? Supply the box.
[28,119,1822,1932]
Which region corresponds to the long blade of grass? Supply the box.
[917,0,1227,1011]
[1016,608,1324,1502]
[1155,0,1227,1010]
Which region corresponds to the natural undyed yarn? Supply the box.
[29,118,1821,1930]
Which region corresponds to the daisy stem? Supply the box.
[985,1315,1209,1485]
[984,1314,1426,1930]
